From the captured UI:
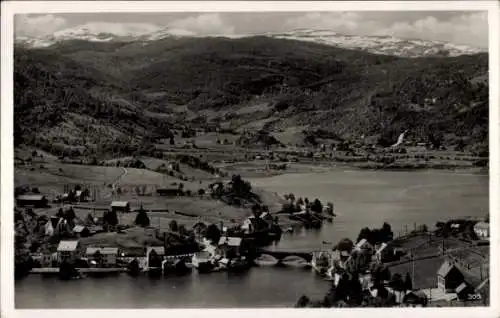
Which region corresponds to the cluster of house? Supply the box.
[192,235,246,272]
[32,240,120,268]
[32,238,174,270]
[312,238,487,307]
[42,215,105,238]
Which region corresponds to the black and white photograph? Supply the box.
[1,1,498,315]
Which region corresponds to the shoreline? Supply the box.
[239,162,489,180]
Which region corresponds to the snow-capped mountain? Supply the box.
[264,28,486,58]
[15,24,486,58]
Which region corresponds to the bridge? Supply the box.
[256,248,314,263]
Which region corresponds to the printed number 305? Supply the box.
[467,294,482,301]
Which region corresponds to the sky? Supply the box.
[15,11,488,48]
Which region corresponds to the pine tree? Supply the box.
[135,210,150,227]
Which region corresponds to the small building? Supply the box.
[354,238,373,253]
[72,225,90,238]
[217,236,243,258]
[403,290,428,307]
[16,195,48,208]
[86,247,119,267]
[56,240,82,264]
[473,222,489,239]
[75,190,89,202]
[110,201,130,213]
[437,261,465,293]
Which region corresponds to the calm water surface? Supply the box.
[15,169,488,308]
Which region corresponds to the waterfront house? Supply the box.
[473,222,489,239]
[217,236,243,258]
[403,291,428,307]
[110,201,130,213]
[437,261,465,293]
[86,247,119,267]
[16,194,48,208]
[57,240,82,264]
[72,225,90,238]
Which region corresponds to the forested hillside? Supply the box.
[14,36,489,158]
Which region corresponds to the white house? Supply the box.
[86,247,119,267]
[354,238,373,253]
[473,222,489,239]
[57,240,82,264]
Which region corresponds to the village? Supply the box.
[14,175,490,308]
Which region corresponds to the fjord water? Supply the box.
[15,169,488,308]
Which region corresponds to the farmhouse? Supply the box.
[57,240,82,264]
[86,247,119,267]
[16,195,48,208]
[437,260,465,293]
[110,201,130,213]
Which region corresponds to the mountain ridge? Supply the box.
[15,24,486,58]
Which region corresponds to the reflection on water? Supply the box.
[15,169,488,308]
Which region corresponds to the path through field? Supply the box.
[103,167,128,199]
